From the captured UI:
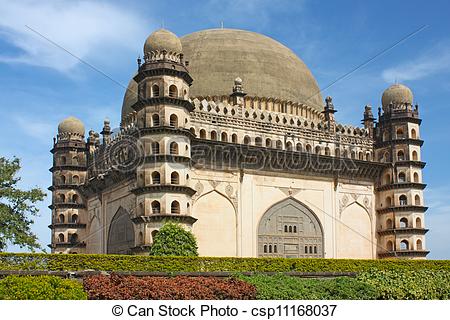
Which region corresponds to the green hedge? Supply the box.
[1,253,449,272]
[240,274,378,300]
[0,275,87,300]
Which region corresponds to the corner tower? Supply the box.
[49,117,88,253]
[375,84,428,259]
[130,29,197,253]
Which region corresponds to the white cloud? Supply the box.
[382,43,450,82]
[0,0,150,73]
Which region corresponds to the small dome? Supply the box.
[382,84,413,108]
[143,28,182,55]
[58,116,85,135]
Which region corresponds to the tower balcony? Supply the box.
[378,250,429,259]
[378,227,429,236]
[376,205,428,214]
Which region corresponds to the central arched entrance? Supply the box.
[107,207,135,254]
[258,198,324,258]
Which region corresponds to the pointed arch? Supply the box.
[107,207,135,254]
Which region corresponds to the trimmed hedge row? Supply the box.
[1,253,450,272]
[240,274,378,300]
[84,275,256,300]
[0,275,87,300]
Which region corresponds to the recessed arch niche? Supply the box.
[107,207,135,254]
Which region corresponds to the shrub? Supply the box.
[240,274,378,300]
[0,253,449,273]
[83,275,256,300]
[150,222,198,257]
[358,269,450,300]
[0,275,87,300]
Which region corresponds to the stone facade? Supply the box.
[48,28,428,259]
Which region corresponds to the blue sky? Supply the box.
[0,0,449,258]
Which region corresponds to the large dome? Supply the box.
[381,83,413,108]
[121,28,323,119]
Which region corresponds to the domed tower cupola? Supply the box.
[57,116,85,141]
[381,84,414,113]
[143,28,183,63]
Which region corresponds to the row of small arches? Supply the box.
[139,171,188,185]
[55,174,81,185]
[191,128,372,159]
[142,200,183,215]
[386,239,423,251]
[57,213,79,224]
[57,233,79,244]
[383,128,418,141]
[383,172,420,184]
[385,217,422,229]
[147,84,185,99]
[149,141,187,155]
[384,194,422,207]
[147,113,180,127]
[379,150,419,162]
[57,154,84,166]
[56,193,80,204]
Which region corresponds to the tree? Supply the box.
[0,157,45,251]
[149,222,198,256]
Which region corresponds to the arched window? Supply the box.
[400,240,409,250]
[71,214,78,224]
[386,196,392,207]
[397,150,405,161]
[171,172,179,184]
[399,195,407,206]
[284,225,288,233]
[351,151,356,159]
[305,246,308,254]
[211,131,217,141]
[72,194,79,204]
[293,226,297,233]
[152,84,159,97]
[413,172,419,183]
[200,129,206,139]
[72,175,79,184]
[169,85,178,98]
[416,239,423,250]
[169,114,178,127]
[58,214,65,224]
[232,134,238,143]
[306,144,312,153]
[152,114,160,126]
[151,201,160,214]
[60,175,66,185]
[151,171,160,184]
[416,217,422,228]
[386,218,393,229]
[171,201,180,214]
[255,137,262,146]
[169,142,178,155]
[315,146,321,154]
[276,140,283,149]
[151,142,160,154]
[60,156,66,165]
[274,245,277,253]
[366,152,371,161]
[396,127,404,139]
[151,230,159,242]
[412,150,418,161]
[263,245,267,253]
[265,138,272,148]
[69,233,78,244]
[189,127,196,136]
[72,156,78,165]
[139,232,144,245]
[288,226,292,233]
[384,152,390,162]
[139,202,144,215]
[221,132,228,142]
[325,147,331,156]
[386,240,394,251]
[398,172,406,183]
[244,136,251,145]
[415,194,421,206]
[411,128,417,139]
[268,245,272,253]
[400,217,408,228]
[286,142,293,151]
[59,194,65,203]
[58,233,65,243]
[384,173,391,185]
[296,143,303,152]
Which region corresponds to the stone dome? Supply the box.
[143,28,182,55]
[122,28,323,120]
[58,116,85,135]
[382,84,413,108]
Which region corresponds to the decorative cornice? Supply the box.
[49,203,86,210]
[131,185,197,196]
[376,205,428,214]
[377,227,429,236]
[135,126,196,140]
[48,223,87,229]
[143,154,191,164]
[132,214,197,225]
[375,138,424,148]
[376,182,426,192]
[378,250,429,258]
[135,63,193,85]
[131,97,194,112]
[49,242,87,248]
[49,165,87,172]
[395,160,426,169]
[48,184,82,191]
